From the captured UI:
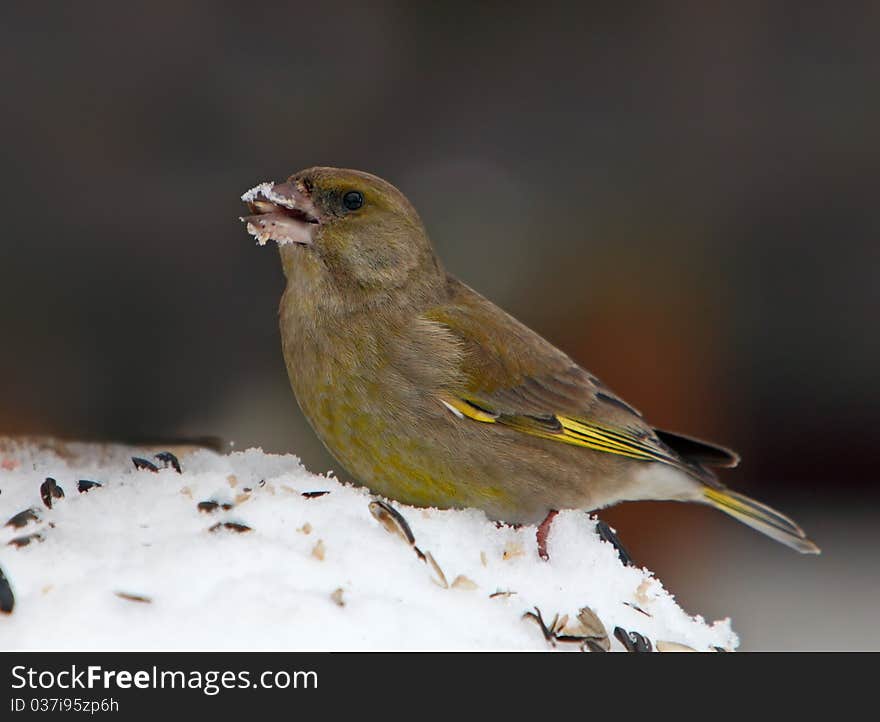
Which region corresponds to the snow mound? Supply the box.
[0,439,737,651]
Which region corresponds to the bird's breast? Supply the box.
[279,289,413,466]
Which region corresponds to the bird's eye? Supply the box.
[342,190,364,211]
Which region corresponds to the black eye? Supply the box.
[342,190,364,211]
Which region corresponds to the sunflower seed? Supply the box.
[208,522,251,533]
[368,500,416,545]
[132,457,159,473]
[40,478,64,509]
[0,565,14,614]
[614,626,652,652]
[424,551,448,589]
[596,520,634,566]
[6,508,39,529]
[623,602,652,617]
[630,631,653,652]
[155,451,181,473]
[523,607,557,645]
[302,491,330,499]
[576,606,608,640]
[8,533,43,548]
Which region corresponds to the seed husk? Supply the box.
[5,508,40,529]
[424,551,448,589]
[576,606,608,640]
[0,566,14,614]
[451,575,478,591]
[8,533,43,548]
[209,522,252,533]
[302,491,330,499]
[595,520,634,566]
[614,626,652,652]
[40,478,64,509]
[132,457,159,473]
[77,480,102,493]
[155,451,181,473]
[368,500,416,545]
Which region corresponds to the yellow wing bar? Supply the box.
[438,395,674,463]
[555,416,672,462]
[438,395,500,423]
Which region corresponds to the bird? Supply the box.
[240,167,819,557]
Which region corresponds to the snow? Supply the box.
[240,181,274,204]
[241,182,281,246]
[0,439,737,651]
[240,181,310,247]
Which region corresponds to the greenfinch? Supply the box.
[241,167,819,555]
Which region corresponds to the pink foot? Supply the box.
[536,510,559,561]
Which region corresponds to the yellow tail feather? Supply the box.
[703,487,820,554]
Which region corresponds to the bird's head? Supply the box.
[241,167,440,291]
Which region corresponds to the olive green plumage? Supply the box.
[241,167,819,554]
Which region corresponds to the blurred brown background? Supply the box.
[1,2,877,649]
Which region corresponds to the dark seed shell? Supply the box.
[209,522,252,533]
[576,606,608,640]
[224,522,251,533]
[614,626,636,652]
[302,491,330,499]
[40,478,64,509]
[368,500,415,545]
[154,451,181,473]
[8,533,43,548]
[623,602,652,617]
[132,457,159,472]
[0,565,14,614]
[596,520,634,567]
[77,480,103,493]
[614,626,652,652]
[523,607,557,644]
[5,508,40,529]
[629,631,652,652]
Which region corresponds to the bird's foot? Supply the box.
[536,509,559,561]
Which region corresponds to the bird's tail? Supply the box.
[703,487,820,554]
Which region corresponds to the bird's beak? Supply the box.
[240,180,320,247]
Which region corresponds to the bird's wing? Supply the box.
[419,280,685,466]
